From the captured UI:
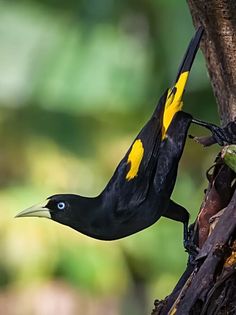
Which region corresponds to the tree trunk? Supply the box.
[188,0,236,125]
[152,1,236,314]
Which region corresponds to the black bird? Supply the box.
[16,27,228,246]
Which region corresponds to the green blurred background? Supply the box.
[0,0,220,314]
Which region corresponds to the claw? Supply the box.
[183,222,199,262]
[191,118,236,146]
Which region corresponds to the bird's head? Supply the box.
[15,194,82,227]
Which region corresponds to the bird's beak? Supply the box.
[15,201,51,219]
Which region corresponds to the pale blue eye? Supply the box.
[57,202,65,210]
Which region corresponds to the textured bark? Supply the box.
[188,0,236,125]
[152,1,236,314]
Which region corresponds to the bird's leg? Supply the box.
[191,118,226,146]
[163,200,198,258]
[183,220,189,247]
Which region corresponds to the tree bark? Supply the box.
[152,1,236,314]
[188,0,236,125]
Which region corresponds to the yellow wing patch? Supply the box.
[126,139,144,181]
[162,71,189,139]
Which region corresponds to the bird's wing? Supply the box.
[102,90,167,209]
[102,27,204,210]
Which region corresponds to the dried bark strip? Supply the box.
[176,187,236,314]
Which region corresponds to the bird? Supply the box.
[16,27,231,248]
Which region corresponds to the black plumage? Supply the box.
[16,27,209,246]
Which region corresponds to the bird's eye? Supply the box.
[57,202,66,210]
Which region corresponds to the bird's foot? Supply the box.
[184,239,199,264]
[191,118,236,147]
[183,223,199,264]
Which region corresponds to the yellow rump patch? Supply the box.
[162,71,189,139]
[126,139,144,181]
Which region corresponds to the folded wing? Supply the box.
[102,27,204,210]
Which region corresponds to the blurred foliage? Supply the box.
[0,0,220,314]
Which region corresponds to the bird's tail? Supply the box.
[174,26,204,86]
[162,26,204,138]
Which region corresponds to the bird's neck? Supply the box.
[69,194,108,239]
